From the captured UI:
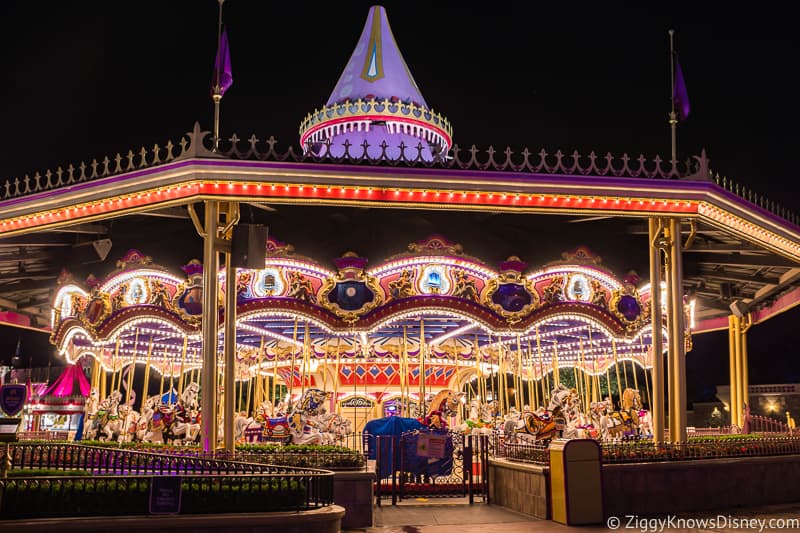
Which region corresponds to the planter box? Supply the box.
[333,469,374,529]
[488,459,550,519]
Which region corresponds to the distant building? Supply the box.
[694,384,800,427]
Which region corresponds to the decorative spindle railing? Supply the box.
[2,122,797,227]
[1,442,334,519]
[493,435,800,466]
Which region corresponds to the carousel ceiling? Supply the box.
[47,234,674,380]
[1,205,798,337]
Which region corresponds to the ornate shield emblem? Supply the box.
[0,384,27,417]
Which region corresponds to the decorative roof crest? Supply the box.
[114,249,154,272]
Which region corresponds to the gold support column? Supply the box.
[201,201,220,452]
[665,218,687,442]
[222,202,240,454]
[648,218,665,443]
[728,315,739,428]
[223,249,237,453]
[732,315,743,428]
[741,315,750,426]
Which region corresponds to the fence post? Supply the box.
[480,434,489,503]
[465,435,473,504]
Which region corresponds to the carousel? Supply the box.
[49,235,688,444]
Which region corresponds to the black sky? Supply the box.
[1,2,799,400]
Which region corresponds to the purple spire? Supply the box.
[326,6,427,108]
[299,6,452,161]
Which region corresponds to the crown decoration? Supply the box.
[299,98,452,154]
[114,249,154,271]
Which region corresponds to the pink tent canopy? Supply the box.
[42,365,91,397]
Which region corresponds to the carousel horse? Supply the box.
[457,398,496,435]
[503,384,581,443]
[246,388,331,444]
[421,389,466,429]
[82,389,100,439]
[93,390,123,441]
[253,400,275,422]
[140,394,169,443]
[604,388,642,439]
[589,400,611,440]
[637,409,653,438]
[314,411,352,444]
[167,382,202,444]
[234,411,254,443]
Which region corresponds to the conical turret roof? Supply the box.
[326,5,427,108]
[299,5,452,160]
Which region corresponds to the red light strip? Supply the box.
[0,180,719,232]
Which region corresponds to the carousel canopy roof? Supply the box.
[49,236,666,382]
[326,5,427,108]
[299,6,452,156]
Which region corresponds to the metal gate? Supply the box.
[374,429,489,505]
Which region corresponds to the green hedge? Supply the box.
[46,441,366,469]
[0,477,306,519]
[8,468,90,477]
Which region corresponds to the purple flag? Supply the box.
[212,27,233,97]
[673,56,690,121]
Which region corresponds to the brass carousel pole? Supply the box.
[158,352,166,401]
[253,337,264,411]
[110,338,120,394]
[92,357,105,394]
[289,318,298,404]
[177,337,188,397]
[520,336,534,409]
[419,320,426,415]
[126,330,139,404]
[551,341,560,387]
[301,322,311,398]
[401,328,408,414]
[534,334,547,404]
[141,338,154,406]
[639,336,653,411]
[334,337,341,413]
[612,340,622,409]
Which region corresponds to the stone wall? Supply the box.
[488,459,549,519]
[603,455,800,516]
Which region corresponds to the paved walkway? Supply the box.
[344,500,800,532]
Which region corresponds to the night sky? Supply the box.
[1,2,799,402]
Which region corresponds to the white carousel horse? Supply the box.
[82,389,100,439]
[234,412,254,442]
[287,388,332,444]
[503,384,582,443]
[457,398,496,435]
[589,400,611,440]
[247,388,332,445]
[314,411,352,444]
[94,390,123,441]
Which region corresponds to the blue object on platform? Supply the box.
[363,416,424,478]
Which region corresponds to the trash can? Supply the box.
[549,438,603,525]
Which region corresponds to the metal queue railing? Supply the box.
[1,442,335,519]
